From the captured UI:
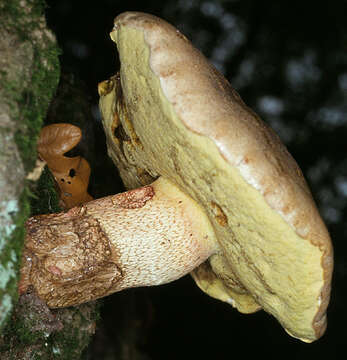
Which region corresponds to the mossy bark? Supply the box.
[0,1,99,358]
[0,0,60,330]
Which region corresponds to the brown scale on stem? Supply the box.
[20,206,122,308]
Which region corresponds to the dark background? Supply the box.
[44,0,346,358]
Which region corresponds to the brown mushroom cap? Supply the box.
[99,11,333,342]
[37,123,82,161]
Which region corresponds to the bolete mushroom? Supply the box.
[20,12,333,343]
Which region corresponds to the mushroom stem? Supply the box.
[20,177,218,308]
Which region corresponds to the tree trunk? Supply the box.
[0,1,99,358]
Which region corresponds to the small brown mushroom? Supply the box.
[37,123,93,209]
[20,12,333,343]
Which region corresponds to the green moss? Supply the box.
[49,303,101,360]
[9,313,46,346]
[1,0,47,39]
[0,299,101,359]
[14,43,61,171]
[30,166,61,216]
[1,0,61,169]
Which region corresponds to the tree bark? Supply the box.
[0,0,60,328]
[0,1,99,358]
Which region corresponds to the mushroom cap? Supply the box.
[37,123,82,159]
[99,11,333,342]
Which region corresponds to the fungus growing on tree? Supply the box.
[20,12,333,343]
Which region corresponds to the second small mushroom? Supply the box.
[37,123,93,209]
[21,12,333,343]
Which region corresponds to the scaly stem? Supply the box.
[20,177,217,308]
